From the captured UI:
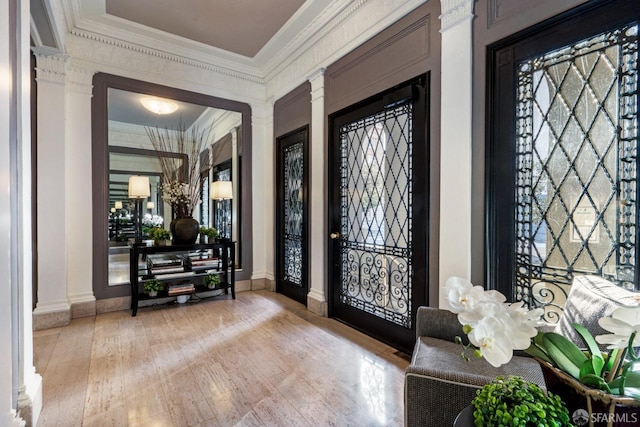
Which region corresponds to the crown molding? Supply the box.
[440,0,474,32]
[67,27,265,85]
[266,0,427,100]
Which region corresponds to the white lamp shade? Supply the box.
[128,176,150,198]
[210,181,233,200]
[114,201,123,209]
[146,201,155,209]
[110,207,116,213]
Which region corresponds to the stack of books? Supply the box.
[184,252,220,271]
[168,283,195,295]
[147,254,184,275]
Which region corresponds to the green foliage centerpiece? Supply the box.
[472,376,571,426]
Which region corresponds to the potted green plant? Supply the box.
[199,226,219,243]
[144,278,162,297]
[204,273,221,289]
[148,227,171,245]
[470,376,572,426]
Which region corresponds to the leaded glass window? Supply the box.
[514,24,639,320]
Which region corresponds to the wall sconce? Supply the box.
[146,201,155,213]
[114,201,123,210]
[129,175,150,242]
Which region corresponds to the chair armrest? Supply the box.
[415,306,464,342]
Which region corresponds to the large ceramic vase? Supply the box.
[170,217,199,245]
[538,359,640,426]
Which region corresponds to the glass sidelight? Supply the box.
[276,126,308,305]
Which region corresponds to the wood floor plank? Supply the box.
[34,290,409,426]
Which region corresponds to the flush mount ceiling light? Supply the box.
[140,97,179,115]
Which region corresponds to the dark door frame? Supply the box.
[275,125,310,305]
[485,0,640,297]
[328,75,429,353]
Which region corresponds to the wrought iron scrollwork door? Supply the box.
[329,77,428,352]
[276,127,308,305]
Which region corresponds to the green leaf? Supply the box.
[572,323,605,376]
[525,342,552,363]
[579,373,610,392]
[542,333,587,379]
[604,348,620,372]
[609,371,640,389]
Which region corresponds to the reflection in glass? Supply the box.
[106,88,242,286]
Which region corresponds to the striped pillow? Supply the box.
[554,275,640,348]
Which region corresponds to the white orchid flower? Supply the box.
[444,277,487,314]
[458,299,506,327]
[468,315,514,367]
[595,306,640,349]
[503,302,544,349]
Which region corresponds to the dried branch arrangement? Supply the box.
[145,122,213,216]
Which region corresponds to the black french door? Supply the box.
[328,76,429,353]
[276,126,309,305]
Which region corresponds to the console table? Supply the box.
[129,241,235,316]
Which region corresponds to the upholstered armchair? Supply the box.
[404,275,640,426]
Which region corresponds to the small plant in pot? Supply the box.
[144,279,162,297]
[204,273,221,289]
[471,376,573,426]
[148,227,171,245]
[199,227,219,243]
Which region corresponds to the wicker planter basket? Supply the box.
[538,359,640,427]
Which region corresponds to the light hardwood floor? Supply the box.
[33,290,410,426]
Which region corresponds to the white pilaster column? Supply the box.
[32,47,71,327]
[18,5,42,423]
[439,0,475,306]
[250,101,275,288]
[307,68,328,316]
[65,63,96,317]
[2,0,42,424]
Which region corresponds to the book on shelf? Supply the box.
[147,253,182,267]
[155,271,195,279]
[168,283,195,295]
[149,265,184,274]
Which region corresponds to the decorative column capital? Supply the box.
[67,64,95,96]
[308,68,326,103]
[439,0,474,32]
[31,46,69,85]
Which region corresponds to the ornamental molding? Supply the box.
[308,68,326,103]
[68,28,265,85]
[266,0,426,101]
[261,0,369,78]
[65,34,266,105]
[31,46,69,85]
[439,0,474,32]
[66,63,95,96]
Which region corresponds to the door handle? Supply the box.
[330,232,340,240]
